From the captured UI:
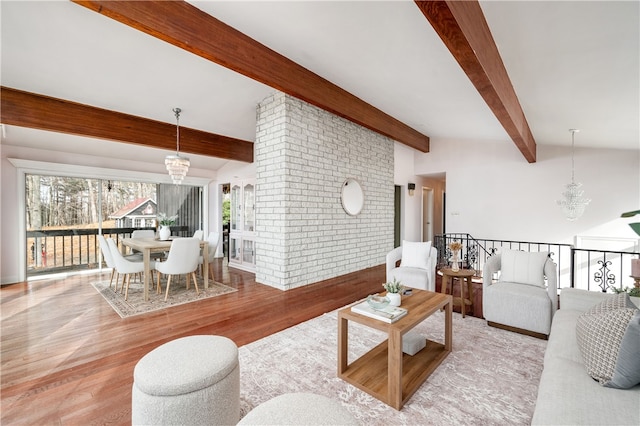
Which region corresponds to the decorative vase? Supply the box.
[387,292,401,307]
[451,251,460,272]
[159,225,171,241]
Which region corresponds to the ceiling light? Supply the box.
[165,107,190,185]
[557,129,590,221]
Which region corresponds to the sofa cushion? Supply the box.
[400,240,431,269]
[532,356,640,425]
[576,306,639,387]
[544,309,584,364]
[483,282,553,335]
[499,249,548,287]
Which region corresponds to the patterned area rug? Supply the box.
[239,308,547,425]
[91,278,237,318]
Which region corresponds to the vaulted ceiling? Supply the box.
[1,1,638,171]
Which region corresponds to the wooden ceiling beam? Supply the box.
[415,1,536,163]
[0,86,254,163]
[72,0,430,152]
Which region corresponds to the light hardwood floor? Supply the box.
[1,259,385,425]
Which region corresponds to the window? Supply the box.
[25,174,203,278]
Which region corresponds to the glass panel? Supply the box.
[25,175,105,276]
[230,184,241,231]
[156,183,203,237]
[244,182,255,232]
[229,235,241,263]
[243,239,255,264]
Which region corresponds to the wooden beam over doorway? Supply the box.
[72,0,430,153]
[0,86,254,163]
[415,1,536,163]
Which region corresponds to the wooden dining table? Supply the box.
[121,237,208,301]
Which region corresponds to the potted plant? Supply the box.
[383,277,404,306]
[157,213,178,241]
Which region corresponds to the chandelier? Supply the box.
[165,107,190,185]
[557,129,590,221]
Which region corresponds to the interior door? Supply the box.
[422,187,434,242]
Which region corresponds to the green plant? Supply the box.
[621,209,640,236]
[222,199,230,225]
[383,277,404,294]
[157,212,178,226]
[611,286,640,298]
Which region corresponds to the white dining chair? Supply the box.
[98,235,118,290]
[132,229,156,239]
[155,238,201,301]
[193,230,204,240]
[99,235,146,291]
[107,238,155,301]
[199,232,220,281]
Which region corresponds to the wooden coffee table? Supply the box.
[337,289,452,410]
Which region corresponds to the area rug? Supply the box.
[91,278,237,318]
[238,308,547,425]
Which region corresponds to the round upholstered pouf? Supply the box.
[238,393,358,425]
[132,335,239,426]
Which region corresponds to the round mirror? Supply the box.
[341,178,364,216]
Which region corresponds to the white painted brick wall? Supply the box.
[255,92,394,290]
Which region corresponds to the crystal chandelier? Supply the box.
[165,107,190,185]
[557,129,590,221]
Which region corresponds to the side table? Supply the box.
[440,268,475,318]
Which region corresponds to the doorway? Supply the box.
[394,185,402,248]
[422,187,434,242]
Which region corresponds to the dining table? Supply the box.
[121,237,208,301]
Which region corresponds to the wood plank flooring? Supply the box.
[1,260,385,425]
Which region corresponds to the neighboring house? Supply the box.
[109,198,157,229]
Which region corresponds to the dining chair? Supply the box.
[155,238,201,301]
[193,230,204,240]
[132,229,156,238]
[199,231,220,281]
[98,235,118,290]
[107,238,155,301]
[99,235,146,291]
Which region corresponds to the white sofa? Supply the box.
[531,288,640,425]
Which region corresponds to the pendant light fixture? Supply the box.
[165,107,190,185]
[557,129,590,221]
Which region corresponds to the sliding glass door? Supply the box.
[25,174,203,278]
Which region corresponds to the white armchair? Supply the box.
[386,241,437,292]
[482,249,558,338]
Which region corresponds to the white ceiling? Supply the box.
[1,0,638,170]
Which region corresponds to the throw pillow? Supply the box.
[400,240,432,269]
[606,310,640,389]
[576,304,640,388]
[499,249,549,287]
[585,292,636,315]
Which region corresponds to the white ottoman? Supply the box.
[238,393,358,425]
[132,335,239,425]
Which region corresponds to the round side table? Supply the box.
[440,268,475,318]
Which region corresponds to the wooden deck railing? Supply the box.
[26,226,189,277]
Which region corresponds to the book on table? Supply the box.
[351,301,408,323]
